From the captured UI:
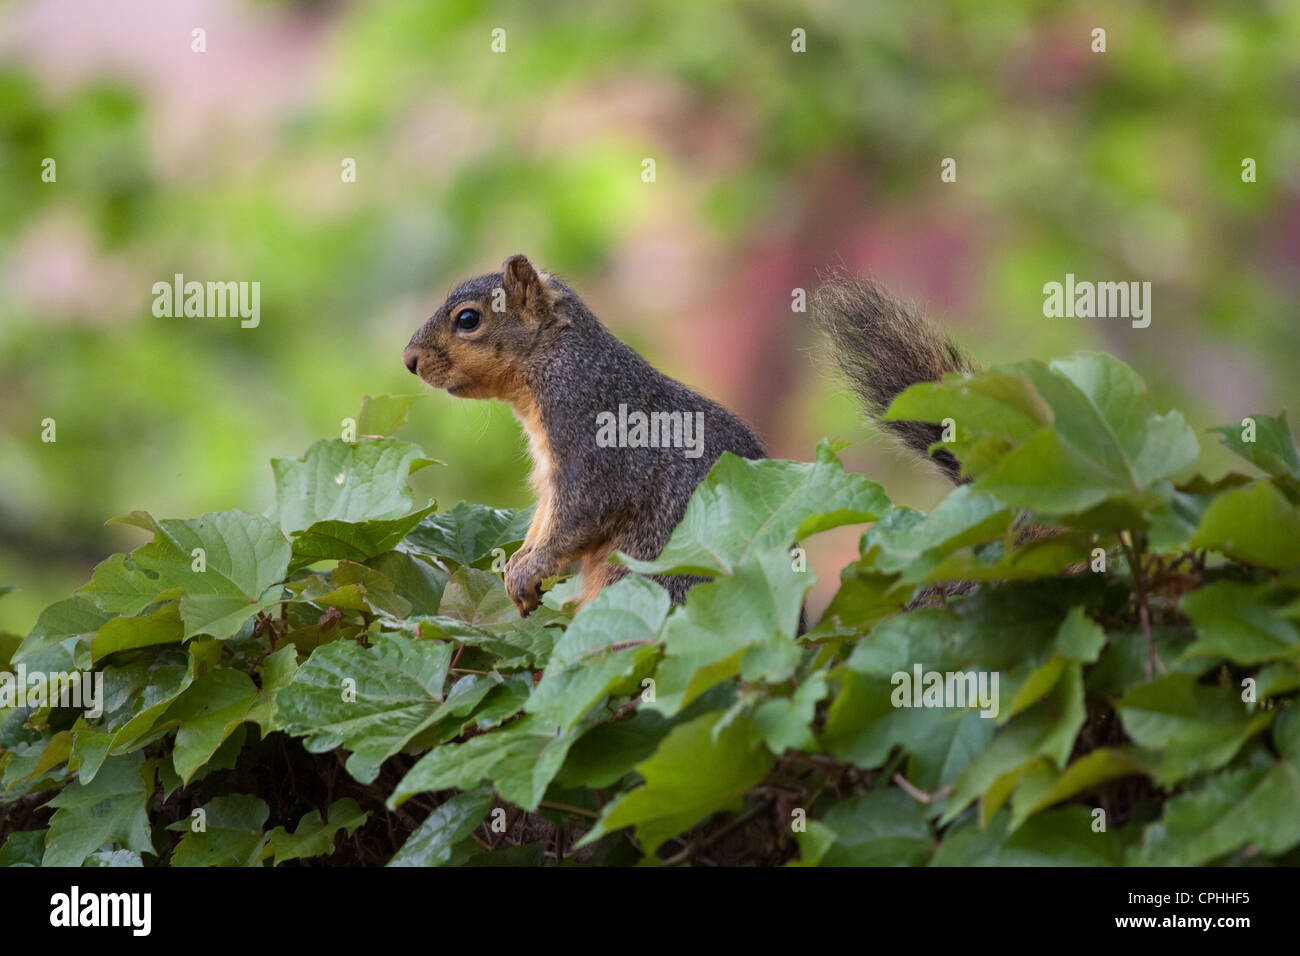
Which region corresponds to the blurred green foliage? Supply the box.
[1,0,1298,633]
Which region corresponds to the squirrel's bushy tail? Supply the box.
[813,275,974,482]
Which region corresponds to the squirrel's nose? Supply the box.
[402,348,420,375]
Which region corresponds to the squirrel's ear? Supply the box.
[502,254,552,322]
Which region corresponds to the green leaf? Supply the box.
[527,575,668,729]
[390,715,578,811]
[1001,607,1104,722]
[357,393,422,437]
[287,503,437,573]
[885,369,1052,461]
[78,553,180,617]
[112,510,291,640]
[0,830,44,866]
[1009,747,1149,830]
[326,560,413,618]
[388,789,493,867]
[894,354,1199,515]
[820,670,995,794]
[1180,580,1300,665]
[404,503,533,568]
[752,673,829,754]
[437,566,517,625]
[1138,742,1300,865]
[414,567,559,668]
[169,795,269,867]
[618,442,888,577]
[1117,673,1273,785]
[555,709,677,789]
[12,596,115,664]
[99,648,195,754]
[941,664,1086,826]
[69,728,113,783]
[271,438,438,535]
[803,562,905,641]
[650,548,811,716]
[247,644,299,734]
[578,710,774,856]
[1212,412,1300,479]
[276,633,454,784]
[364,551,449,616]
[90,600,184,663]
[42,752,153,867]
[846,578,1103,713]
[164,668,260,783]
[1190,480,1300,569]
[813,789,934,866]
[933,806,1123,866]
[865,486,1013,579]
[265,798,368,865]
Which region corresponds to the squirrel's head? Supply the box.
[403,254,568,402]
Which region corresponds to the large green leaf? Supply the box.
[12,596,115,664]
[404,503,533,568]
[933,806,1124,866]
[275,633,454,784]
[90,600,184,663]
[1190,479,1300,569]
[388,789,493,867]
[1137,711,1300,864]
[78,554,180,617]
[649,547,811,717]
[164,668,261,783]
[811,789,934,866]
[389,714,577,811]
[1180,579,1300,665]
[618,442,888,577]
[287,503,437,573]
[578,710,774,857]
[264,798,368,865]
[168,794,269,867]
[271,438,438,535]
[110,510,291,641]
[42,751,153,867]
[1116,673,1273,785]
[527,575,668,730]
[889,354,1199,515]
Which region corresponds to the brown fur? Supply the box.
[813,273,974,482]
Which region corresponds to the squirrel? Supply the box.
[403,255,969,617]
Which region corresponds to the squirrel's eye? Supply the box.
[454,308,481,332]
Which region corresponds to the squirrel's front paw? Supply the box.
[504,552,543,617]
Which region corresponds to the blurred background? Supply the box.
[1,0,1298,633]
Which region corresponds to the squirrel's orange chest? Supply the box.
[511,396,557,543]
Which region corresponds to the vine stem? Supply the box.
[1123,532,1161,681]
[537,799,599,819]
[893,773,950,805]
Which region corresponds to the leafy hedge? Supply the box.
[3,352,1299,867]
